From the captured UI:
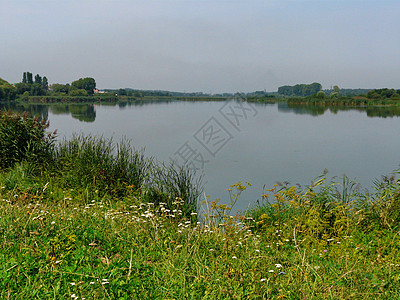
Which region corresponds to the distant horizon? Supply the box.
[3,74,396,95]
[2,1,399,93]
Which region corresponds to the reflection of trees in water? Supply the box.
[278,102,327,116]
[365,106,400,118]
[0,102,49,120]
[49,104,96,122]
[278,102,400,118]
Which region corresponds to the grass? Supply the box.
[1,165,400,299]
[1,111,400,298]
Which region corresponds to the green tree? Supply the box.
[14,83,31,95]
[27,72,33,85]
[278,83,321,96]
[22,72,27,84]
[34,74,42,85]
[42,76,49,90]
[118,88,127,96]
[0,78,17,101]
[71,77,96,95]
[30,83,45,96]
[50,83,70,94]
[69,89,88,96]
[316,91,326,99]
[333,85,340,94]
[278,85,293,96]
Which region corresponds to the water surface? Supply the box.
[2,101,400,211]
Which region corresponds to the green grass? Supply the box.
[1,166,400,299]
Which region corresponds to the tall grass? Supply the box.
[53,135,151,197]
[0,110,56,170]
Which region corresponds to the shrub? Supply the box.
[0,110,56,169]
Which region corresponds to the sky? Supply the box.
[1,0,399,93]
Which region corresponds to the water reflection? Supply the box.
[2,101,400,123]
[278,102,400,118]
[0,102,49,120]
[49,104,96,122]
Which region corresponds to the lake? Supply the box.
[2,100,400,212]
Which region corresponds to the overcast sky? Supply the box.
[1,0,399,92]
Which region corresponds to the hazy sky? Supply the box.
[1,0,399,92]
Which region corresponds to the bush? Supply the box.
[0,110,56,169]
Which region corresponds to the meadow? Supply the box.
[1,110,400,299]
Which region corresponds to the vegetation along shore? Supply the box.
[2,73,400,107]
[1,110,400,299]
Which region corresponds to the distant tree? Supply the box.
[316,91,326,99]
[42,77,49,90]
[0,78,17,101]
[333,85,340,94]
[330,92,339,99]
[27,72,33,85]
[71,77,96,95]
[50,83,70,94]
[69,89,88,96]
[34,74,42,85]
[278,82,321,96]
[278,85,293,96]
[118,88,127,96]
[309,82,322,95]
[14,83,31,95]
[133,90,142,97]
[22,72,27,84]
[30,83,46,96]
[367,90,380,99]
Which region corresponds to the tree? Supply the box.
[278,85,293,96]
[278,82,322,96]
[42,77,49,90]
[34,74,42,85]
[22,72,27,84]
[0,78,17,101]
[316,91,326,99]
[69,89,88,96]
[14,83,31,95]
[71,77,96,95]
[50,83,70,94]
[118,88,127,96]
[30,83,45,96]
[27,72,33,84]
[333,85,340,94]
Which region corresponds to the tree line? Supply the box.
[0,72,97,101]
[278,82,322,97]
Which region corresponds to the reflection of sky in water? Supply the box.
[10,101,400,212]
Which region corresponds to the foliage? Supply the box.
[50,83,70,94]
[0,78,17,101]
[17,72,48,96]
[0,110,56,169]
[367,88,400,100]
[71,77,96,95]
[69,89,88,97]
[278,82,322,97]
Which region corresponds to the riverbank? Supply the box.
[1,111,400,298]
[1,163,400,299]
